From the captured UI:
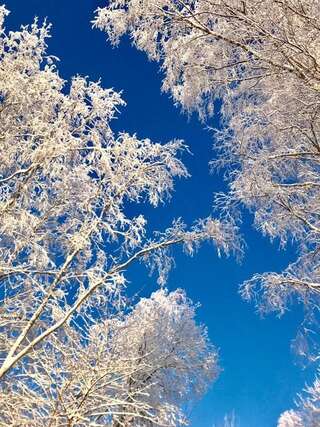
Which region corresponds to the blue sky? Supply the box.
[4,1,315,426]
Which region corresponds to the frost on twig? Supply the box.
[278,372,320,427]
[0,288,219,426]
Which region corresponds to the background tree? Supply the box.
[277,372,320,427]
[213,411,238,427]
[95,0,320,354]
[0,5,239,425]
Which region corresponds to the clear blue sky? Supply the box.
[4,1,315,426]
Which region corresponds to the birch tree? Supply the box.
[0,3,239,404]
[0,289,218,426]
[95,0,320,353]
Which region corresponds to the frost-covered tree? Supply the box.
[277,373,320,427]
[95,0,320,354]
[0,288,218,426]
[0,3,240,399]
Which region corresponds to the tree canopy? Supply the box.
[0,1,319,425]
